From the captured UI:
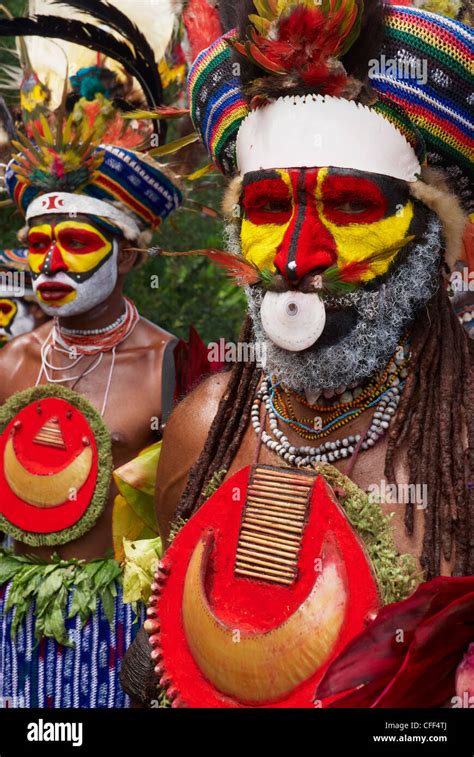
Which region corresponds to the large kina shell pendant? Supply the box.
[261,291,326,351]
[0,385,112,546]
[146,465,380,708]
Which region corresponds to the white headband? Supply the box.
[25,192,142,240]
[236,95,421,182]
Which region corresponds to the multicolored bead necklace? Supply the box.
[272,345,409,441]
[251,344,410,467]
[35,298,140,416]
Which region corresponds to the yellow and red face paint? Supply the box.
[0,298,18,343]
[27,221,115,308]
[241,167,416,284]
[28,221,113,279]
[0,298,18,330]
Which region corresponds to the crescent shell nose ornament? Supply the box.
[260,291,326,352]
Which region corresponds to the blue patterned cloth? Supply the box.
[0,582,144,708]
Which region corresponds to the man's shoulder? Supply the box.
[168,371,232,430]
[0,323,49,365]
[157,371,233,493]
[128,317,178,351]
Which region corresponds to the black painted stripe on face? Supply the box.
[32,247,115,284]
[286,169,308,281]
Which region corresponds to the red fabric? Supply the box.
[173,325,223,401]
[0,397,98,535]
[155,470,380,707]
[316,577,474,708]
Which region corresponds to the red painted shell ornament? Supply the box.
[145,465,381,707]
[0,385,112,546]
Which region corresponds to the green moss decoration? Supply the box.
[152,687,171,708]
[314,462,421,604]
[201,468,227,500]
[0,385,113,547]
[168,516,188,546]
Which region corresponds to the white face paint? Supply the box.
[32,240,119,317]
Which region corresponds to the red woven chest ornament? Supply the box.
[148,465,380,707]
[0,386,112,546]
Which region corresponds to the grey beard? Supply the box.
[244,213,443,393]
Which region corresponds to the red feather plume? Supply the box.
[231,0,364,96]
[152,248,264,286]
[182,0,223,61]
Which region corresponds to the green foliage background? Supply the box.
[0,0,246,343]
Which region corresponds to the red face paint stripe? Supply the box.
[47,245,68,274]
[57,228,108,254]
[28,231,52,255]
[273,169,336,281]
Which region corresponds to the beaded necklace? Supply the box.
[252,377,403,467]
[53,298,139,356]
[35,298,140,417]
[272,346,409,441]
[251,357,407,468]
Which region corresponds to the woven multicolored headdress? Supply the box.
[1,0,184,241]
[371,5,473,213]
[188,0,471,192]
[5,137,183,240]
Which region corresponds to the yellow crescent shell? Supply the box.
[4,437,93,508]
[182,533,347,704]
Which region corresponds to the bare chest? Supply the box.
[8,350,160,467]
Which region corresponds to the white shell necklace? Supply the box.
[251,376,403,467]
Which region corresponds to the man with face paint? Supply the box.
[0,0,185,708]
[27,216,122,314]
[122,1,473,709]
